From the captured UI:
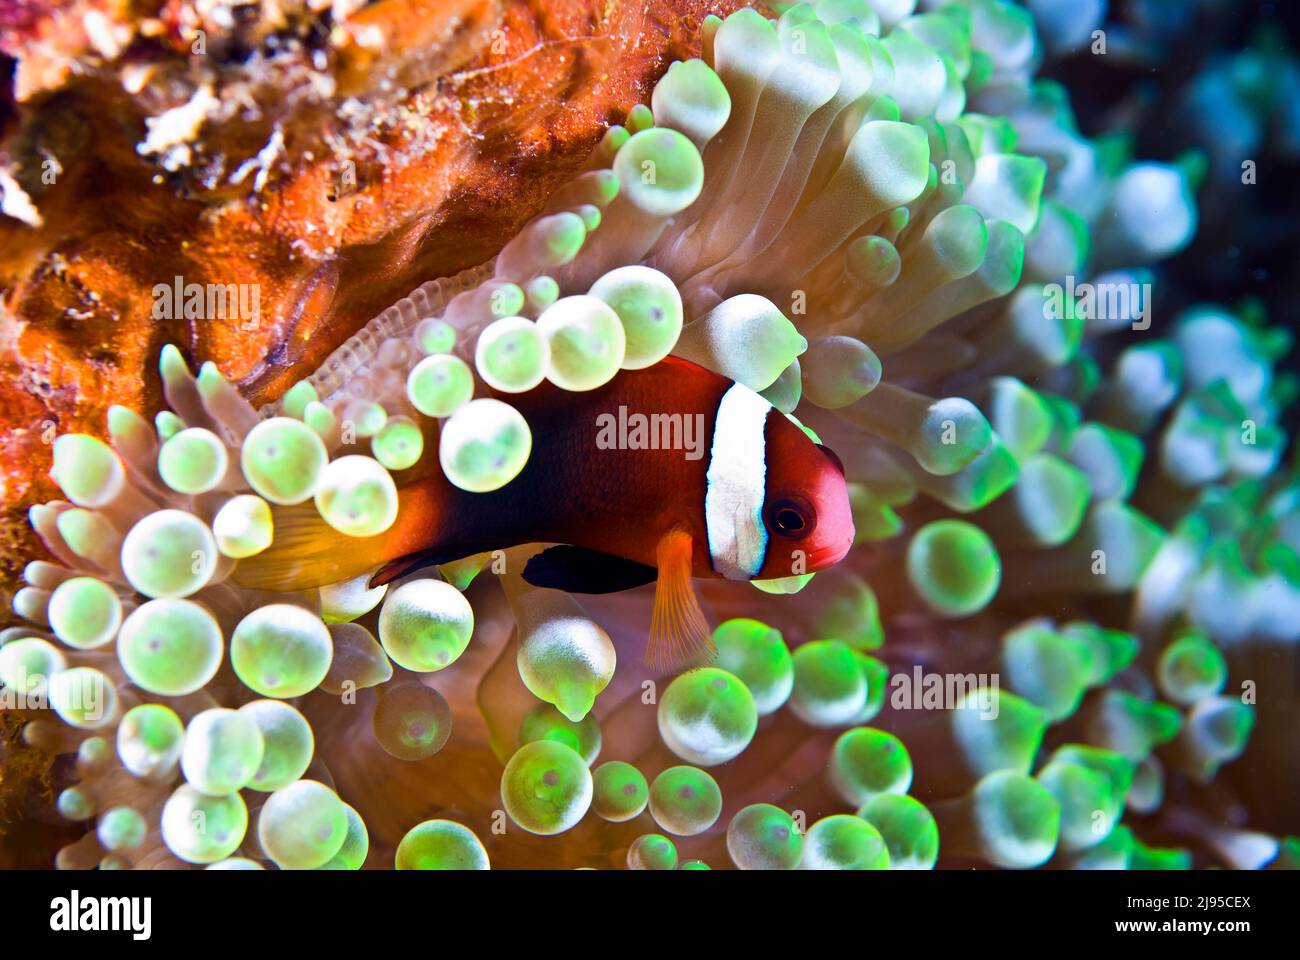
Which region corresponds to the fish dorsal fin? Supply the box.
[647,526,716,672]
[521,546,658,594]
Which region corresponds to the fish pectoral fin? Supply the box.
[521,546,658,594]
[647,526,716,672]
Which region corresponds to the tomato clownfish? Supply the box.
[235,356,854,670]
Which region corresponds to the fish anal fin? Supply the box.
[521,546,658,594]
[371,546,490,587]
[647,526,716,672]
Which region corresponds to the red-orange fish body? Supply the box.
[239,357,853,666]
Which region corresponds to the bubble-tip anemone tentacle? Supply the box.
[9,0,1298,872]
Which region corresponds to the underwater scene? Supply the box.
[0,0,1297,889]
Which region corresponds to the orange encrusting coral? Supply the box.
[0,0,754,592]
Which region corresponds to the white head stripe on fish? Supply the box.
[704,382,772,580]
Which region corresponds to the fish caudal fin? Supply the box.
[647,526,716,672]
[232,503,397,592]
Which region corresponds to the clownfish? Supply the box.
[235,356,854,669]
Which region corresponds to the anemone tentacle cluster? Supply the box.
[4,0,1297,871]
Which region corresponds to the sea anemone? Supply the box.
[2,0,1297,871]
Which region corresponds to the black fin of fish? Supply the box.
[372,547,493,587]
[521,546,658,594]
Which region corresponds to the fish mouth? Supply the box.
[806,538,853,571]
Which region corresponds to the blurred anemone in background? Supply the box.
[1,0,1298,871]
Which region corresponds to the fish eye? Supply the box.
[766,498,813,539]
[775,509,805,534]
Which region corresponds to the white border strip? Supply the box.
[705,383,771,579]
